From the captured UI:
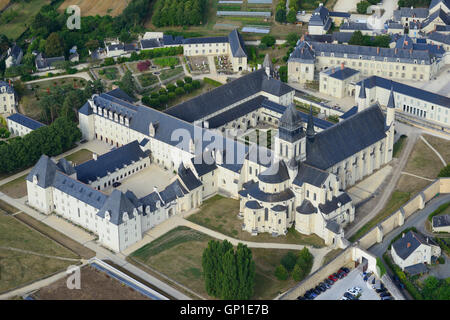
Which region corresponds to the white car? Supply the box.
[347,288,358,296]
[341,296,349,300]
[352,286,362,293]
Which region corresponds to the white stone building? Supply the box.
[0,81,17,116]
[7,113,45,137]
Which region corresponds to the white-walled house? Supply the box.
[7,113,46,137]
[0,81,16,116]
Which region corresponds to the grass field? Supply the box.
[0,0,51,40]
[187,195,325,247]
[0,173,28,199]
[64,149,93,165]
[58,0,129,17]
[422,134,450,164]
[404,138,444,179]
[130,226,302,299]
[33,265,151,300]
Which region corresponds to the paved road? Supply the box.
[25,72,92,84]
[346,132,419,238]
[369,194,450,257]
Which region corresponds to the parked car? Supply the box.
[338,270,348,277]
[313,288,321,296]
[323,282,331,289]
[316,285,325,293]
[341,296,350,300]
[297,295,305,300]
[325,278,334,286]
[347,288,358,296]
[380,292,391,298]
[382,296,394,300]
[352,286,362,294]
[376,288,387,293]
[344,292,356,300]
[328,274,338,282]
[341,267,350,274]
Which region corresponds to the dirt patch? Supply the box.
[58,0,129,17]
[396,175,431,196]
[404,138,444,179]
[32,265,151,300]
[0,0,10,11]
[422,134,450,164]
[64,149,93,166]
[0,174,28,199]
[14,213,95,259]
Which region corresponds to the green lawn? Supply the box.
[130,226,302,299]
[153,57,180,68]
[187,195,325,247]
[0,174,28,199]
[64,149,93,165]
[0,0,51,39]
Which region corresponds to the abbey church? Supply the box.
[26,60,395,252]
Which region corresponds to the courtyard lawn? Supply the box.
[130,226,303,299]
[187,195,326,247]
[159,66,184,81]
[404,138,444,179]
[0,174,28,199]
[64,149,93,165]
[153,57,180,68]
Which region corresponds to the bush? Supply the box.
[159,94,168,104]
[275,264,289,280]
[376,257,386,277]
[175,87,185,95]
[166,83,176,92]
[176,79,185,87]
[184,76,192,83]
[184,83,193,93]
[357,1,371,14]
[203,77,222,87]
[428,202,450,222]
[137,60,151,72]
[103,57,115,66]
[261,35,276,47]
[279,65,287,83]
[168,92,176,100]
[275,8,286,23]
[159,88,168,95]
[192,80,201,89]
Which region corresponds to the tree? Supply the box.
[287,10,297,23]
[176,79,184,87]
[261,35,276,48]
[438,164,450,177]
[85,39,99,52]
[279,65,287,83]
[175,87,185,96]
[166,83,176,92]
[349,31,365,46]
[292,264,305,281]
[357,1,371,14]
[281,251,297,272]
[286,32,299,47]
[191,80,201,89]
[184,76,192,83]
[45,33,64,57]
[235,243,255,299]
[119,70,136,98]
[275,8,287,23]
[275,264,289,280]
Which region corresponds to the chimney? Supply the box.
[341,62,344,70]
[407,242,411,248]
[377,47,380,54]
[93,153,98,161]
[153,186,158,193]
[395,48,398,55]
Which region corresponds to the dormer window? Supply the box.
[414,60,417,64]
[123,212,129,221]
[105,211,111,221]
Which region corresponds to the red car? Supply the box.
[328,274,338,282]
[338,270,347,278]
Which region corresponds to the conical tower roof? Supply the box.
[387,82,395,109]
[306,106,315,140]
[359,80,366,99]
[280,103,303,130]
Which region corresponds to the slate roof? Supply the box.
[394,35,414,49]
[293,163,329,187]
[430,0,450,10]
[140,192,162,212]
[296,200,317,214]
[105,88,137,103]
[309,5,330,27]
[435,24,450,31]
[26,155,59,188]
[75,140,148,184]
[329,11,351,18]
[319,193,352,214]
[432,214,450,227]
[387,21,404,29]
[421,8,450,29]
[392,231,431,260]
[0,81,15,94]
[394,7,429,20]
[404,263,428,276]
[8,44,22,60]
[332,32,354,43]
[280,103,303,130]
[78,102,93,116]
[258,160,290,184]
[339,106,358,120]
[305,104,387,170]
[272,205,287,212]
[35,53,65,70]
[162,35,184,46]
[428,31,450,45]
[323,66,359,80]
[191,154,217,176]
[326,220,341,234]
[178,165,203,191]
[165,68,293,123]
[246,200,263,209]
[56,158,76,175]
[140,39,162,50]
[340,22,371,31]
[358,76,450,108]
[228,29,247,58]
[247,183,295,203]
[183,36,228,44]
[7,113,45,131]
[292,40,436,64]
[207,96,266,128]
[158,179,189,203]
[97,190,138,225]
[289,41,316,63]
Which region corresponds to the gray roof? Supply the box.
[329,11,351,18]
[7,113,45,131]
[178,165,203,191]
[258,160,290,184]
[432,214,450,227]
[0,81,15,94]
[26,155,59,188]
[97,190,138,225]
[140,192,162,212]
[291,40,436,64]
[56,158,76,175]
[435,24,450,31]
[340,22,371,31]
[183,36,228,45]
[228,29,247,58]
[421,8,450,29]
[191,154,217,176]
[272,204,287,212]
[289,41,316,63]
[326,220,341,234]
[430,0,450,9]
[279,103,303,130]
[404,263,428,276]
[75,140,148,184]
[305,104,387,170]
[245,182,295,203]
[392,231,430,260]
[428,31,450,45]
[162,35,184,46]
[358,76,450,108]
[158,179,189,203]
[8,44,22,60]
[293,163,329,187]
[319,193,352,214]
[387,84,396,109]
[246,200,263,210]
[309,5,330,27]
[140,39,162,49]
[359,79,366,99]
[394,7,429,20]
[106,88,137,103]
[323,66,359,80]
[296,200,317,215]
[165,68,293,123]
[35,53,65,70]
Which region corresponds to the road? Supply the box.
[369,194,450,257]
[25,72,92,84]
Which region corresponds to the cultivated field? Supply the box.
[0,0,51,39]
[187,195,326,247]
[130,226,301,299]
[58,0,130,17]
[32,265,151,300]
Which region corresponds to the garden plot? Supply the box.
[187,56,210,74]
[215,55,233,73]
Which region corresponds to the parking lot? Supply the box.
[315,269,381,300]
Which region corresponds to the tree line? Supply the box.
[202,240,255,300]
[151,0,208,27]
[0,117,81,174]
